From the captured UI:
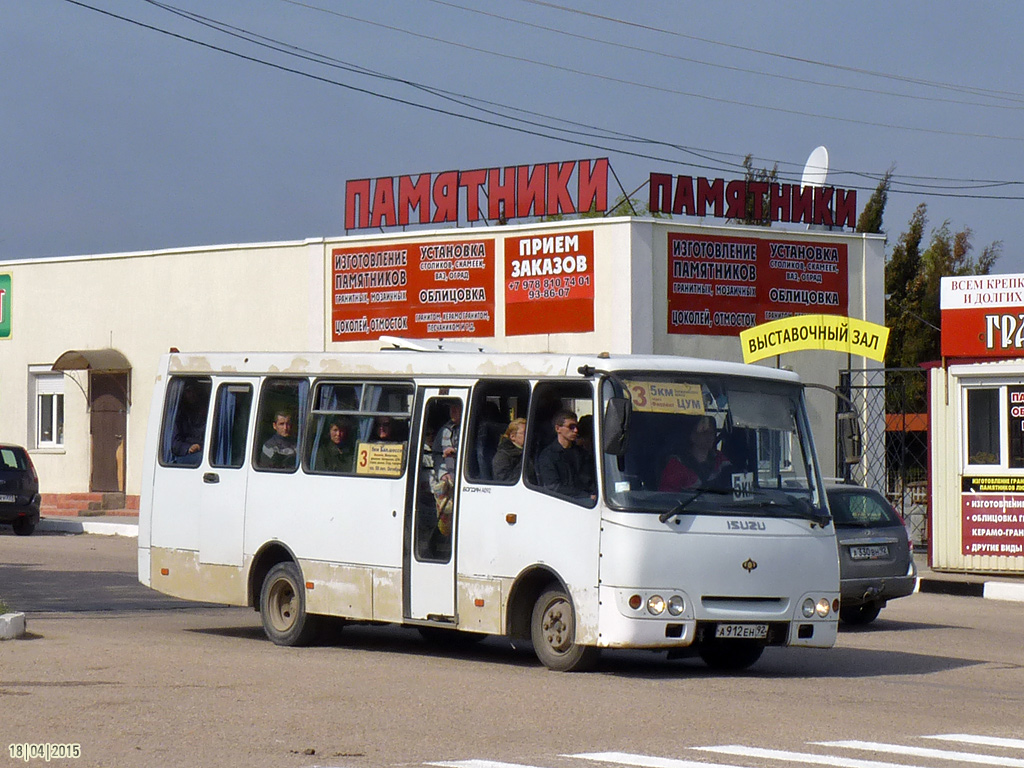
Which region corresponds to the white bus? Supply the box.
[138,342,839,671]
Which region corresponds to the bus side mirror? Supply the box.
[603,397,631,456]
[837,411,862,465]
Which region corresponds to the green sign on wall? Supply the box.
[0,273,11,339]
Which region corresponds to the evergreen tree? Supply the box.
[855,169,893,234]
[884,204,1001,409]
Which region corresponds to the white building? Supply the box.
[0,216,883,513]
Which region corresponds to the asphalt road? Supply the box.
[2,529,1023,768]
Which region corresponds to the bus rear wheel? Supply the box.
[530,588,599,672]
[697,638,764,671]
[259,562,320,646]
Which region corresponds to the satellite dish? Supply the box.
[801,146,829,190]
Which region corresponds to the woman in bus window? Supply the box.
[317,417,355,473]
[492,418,526,482]
[659,415,731,491]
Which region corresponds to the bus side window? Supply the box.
[253,378,308,472]
[304,379,413,477]
[465,380,530,484]
[524,381,596,506]
[210,384,253,469]
[159,377,212,467]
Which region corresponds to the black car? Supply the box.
[0,444,40,536]
[827,484,917,624]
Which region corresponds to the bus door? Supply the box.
[199,381,254,566]
[406,386,468,621]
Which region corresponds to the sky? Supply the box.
[2,0,1023,274]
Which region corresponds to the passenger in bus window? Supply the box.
[492,418,526,482]
[372,417,398,442]
[261,411,297,469]
[658,415,731,491]
[317,417,355,473]
[431,401,461,535]
[535,409,596,501]
[170,382,209,465]
[576,414,593,453]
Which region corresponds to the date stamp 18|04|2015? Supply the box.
[9,744,81,762]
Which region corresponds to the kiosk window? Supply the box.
[966,388,1000,466]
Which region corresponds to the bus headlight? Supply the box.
[802,598,816,618]
[647,595,666,615]
[667,595,685,616]
[816,598,831,617]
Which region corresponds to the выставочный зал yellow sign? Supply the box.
[739,314,889,363]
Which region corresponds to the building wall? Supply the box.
[930,360,1024,573]
[1,241,325,495]
[0,218,882,500]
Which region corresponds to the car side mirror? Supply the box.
[602,397,631,456]
[837,411,862,465]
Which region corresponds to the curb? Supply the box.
[0,612,27,640]
[38,518,138,538]
[919,577,1024,603]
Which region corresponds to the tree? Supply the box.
[884,203,1002,410]
[736,154,778,227]
[855,168,893,234]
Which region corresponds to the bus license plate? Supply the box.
[850,545,888,560]
[715,623,768,639]
[0,494,15,503]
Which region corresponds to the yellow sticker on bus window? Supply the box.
[355,441,405,477]
[625,381,705,414]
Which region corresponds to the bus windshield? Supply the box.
[602,374,826,521]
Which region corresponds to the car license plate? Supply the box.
[0,494,16,503]
[850,544,888,560]
[715,623,768,639]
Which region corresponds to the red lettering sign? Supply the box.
[345,159,609,230]
[961,493,1024,557]
[666,233,848,337]
[331,240,495,342]
[504,231,595,336]
[649,174,858,228]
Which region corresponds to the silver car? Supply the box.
[827,484,917,624]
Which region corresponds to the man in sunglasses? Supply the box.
[535,409,596,502]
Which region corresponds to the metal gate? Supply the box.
[839,367,929,546]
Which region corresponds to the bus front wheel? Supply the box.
[530,588,599,672]
[259,562,320,646]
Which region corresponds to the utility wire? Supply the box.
[517,0,1024,103]
[272,0,1024,142]
[61,0,1024,201]
[426,0,1024,111]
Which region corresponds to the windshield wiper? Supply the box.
[658,486,735,523]
[658,486,831,527]
[745,491,831,527]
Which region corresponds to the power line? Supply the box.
[426,0,1024,111]
[517,0,1024,103]
[272,0,1024,142]
[59,0,1024,202]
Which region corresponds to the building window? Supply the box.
[32,370,65,448]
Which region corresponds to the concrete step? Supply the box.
[39,493,139,517]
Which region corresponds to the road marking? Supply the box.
[815,741,1024,767]
[570,753,749,768]
[926,736,1024,751]
[694,744,922,768]
[436,734,1024,768]
[428,761,545,768]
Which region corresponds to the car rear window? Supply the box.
[828,489,901,526]
[0,447,28,471]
